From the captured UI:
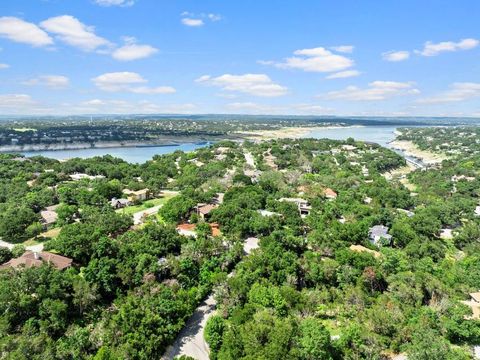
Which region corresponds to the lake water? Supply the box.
[22,143,207,163]
[22,125,400,163]
[305,125,398,147]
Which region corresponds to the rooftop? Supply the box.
[1,251,73,270]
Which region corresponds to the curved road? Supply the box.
[162,237,259,360]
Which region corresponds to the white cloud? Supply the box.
[416,38,479,56]
[416,82,480,104]
[0,63,9,69]
[382,50,410,62]
[0,17,53,47]
[207,13,222,22]
[326,70,361,79]
[273,47,354,73]
[225,102,333,115]
[129,86,176,94]
[324,81,419,101]
[331,45,354,53]
[78,99,196,114]
[112,43,158,61]
[196,73,287,97]
[40,15,111,52]
[181,12,221,27]
[92,72,175,94]
[181,18,204,27]
[23,75,70,89]
[0,94,36,108]
[94,0,135,7]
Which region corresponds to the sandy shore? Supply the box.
[390,140,447,165]
[237,125,361,140]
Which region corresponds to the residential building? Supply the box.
[70,173,105,181]
[461,292,480,320]
[123,188,150,202]
[0,251,73,270]
[279,197,312,217]
[111,198,131,209]
[195,203,218,221]
[369,225,392,246]
[40,205,59,228]
[323,188,338,200]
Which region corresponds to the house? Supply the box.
[368,225,392,246]
[195,203,218,220]
[349,244,381,258]
[0,251,72,270]
[397,208,415,217]
[279,197,312,217]
[244,237,260,255]
[123,188,150,203]
[111,198,131,209]
[323,188,337,200]
[40,205,59,228]
[212,193,225,205]
[258,209,281,217]
[70,173,105,181]
[176,223,197,237]
[176,223,221,238]
[475,206,480,217]
[461,292,480,320]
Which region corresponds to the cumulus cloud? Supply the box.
[382,50,410,62]
[270,47,354,73]
[0,94,36,108]
[196,73,287,97]
[326,70,361,79]
[324,81,420,101]
[94,0,135,6]
[92,72,176,94]
[0,63,9,69]
[40,15,111,52]
[416,82,480,104]
[112,37,158,61]
[0,17,53,47]
[181,18,205,27]
[180,12,222,27]
[23,75,70,89]
[330,45,354,53]
[416,38,478,56]
[225,102,332,115]
[78,99,196,114]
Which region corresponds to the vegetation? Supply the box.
[0,130,479,359]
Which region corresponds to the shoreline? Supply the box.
[237,125,364,140]
[0,138,219,153]
[389,139,447,165]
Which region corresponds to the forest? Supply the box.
[0,129,478,359]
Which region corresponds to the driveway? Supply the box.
[162,237,260,360]
[132,204,163,225]
[162,294,216,360]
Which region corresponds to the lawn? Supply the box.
[117,192,178,216]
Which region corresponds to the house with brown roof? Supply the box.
[176,223,221,238]
[323,188,338,200]
[195,203,218,221]
[40,205,59,229]
[0,251,73,270]
[123,188,150,203]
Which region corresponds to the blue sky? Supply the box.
[0,0,479,116]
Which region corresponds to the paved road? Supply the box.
[162,238,260,360]
[132,204,163,225]
[162,294,216,360]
